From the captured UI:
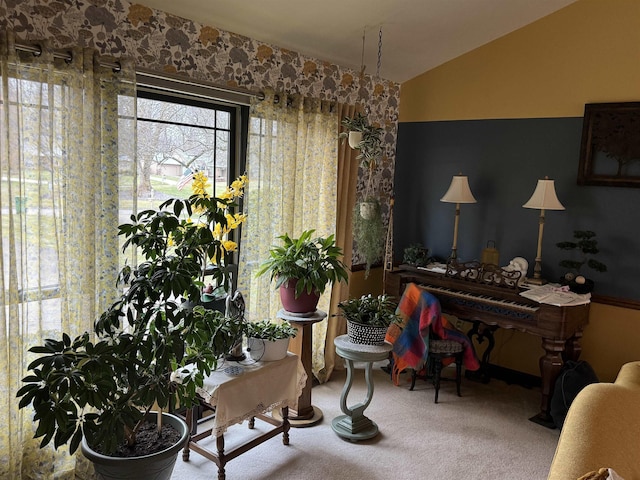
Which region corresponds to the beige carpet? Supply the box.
[171,362,560,479]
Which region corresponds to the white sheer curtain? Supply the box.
[238,89,339,380]
[0,32,136,479]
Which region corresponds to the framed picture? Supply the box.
[577,102,640,187]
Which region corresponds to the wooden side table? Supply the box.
[180,353,306,480]
[332,335,392,441]
[276,308,327,427]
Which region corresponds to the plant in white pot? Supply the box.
[256,229,349,314]
[17,173,247,480]
[339,111,369,149]
[335,293,399,346]
[245,319,298,362]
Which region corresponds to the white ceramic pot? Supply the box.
[247,337,290,361]
[348,131,363,149]
[359,201,376,220]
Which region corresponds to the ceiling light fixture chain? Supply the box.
[376,26,383,78]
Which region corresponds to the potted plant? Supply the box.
[17,173,247,480]
[339,111,368,149]
[352,199,385,276]
[340,114,386,275]
[403,243,433,267]
[245,319,298,361]
[256,229,349,314]
[335,293,399,346]
[556,230,607,293]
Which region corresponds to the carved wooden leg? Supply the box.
[563,330,584,362]
[530,337,566,427]
[182,408,192,461]
[216,434,226,480]
[455,353,462,397]
[281,406,290,445]
[433,356,442,404]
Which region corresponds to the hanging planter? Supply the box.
[353,199,384,277]
[348,131,363,149]
[359,200,377,220]
[339,112,386,278]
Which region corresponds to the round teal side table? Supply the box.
[332,334,392,441]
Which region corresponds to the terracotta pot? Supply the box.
[279,280,320,314]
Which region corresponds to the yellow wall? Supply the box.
[398,0,640,381]
[400,0,640,122]
[348,268,384,299]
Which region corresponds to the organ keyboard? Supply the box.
[385,265,590,428]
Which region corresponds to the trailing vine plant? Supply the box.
[340,112,385,275]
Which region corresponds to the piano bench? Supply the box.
[410,339,464,404]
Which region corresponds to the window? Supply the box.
[130,85,249,288]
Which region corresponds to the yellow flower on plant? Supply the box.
[230,179,245,197]
[191,171,211,197]
[218,188,233,200]
[225,212,247,230]
[212,222,223,239]
[222,240,238,252]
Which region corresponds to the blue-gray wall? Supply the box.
[394,118,639,300]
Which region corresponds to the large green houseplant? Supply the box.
[256,229,348,313]
[17,173,247,479]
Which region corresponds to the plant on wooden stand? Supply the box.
[17,173,247,479]
[256,229,349,313]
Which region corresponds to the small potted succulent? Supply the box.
[556,230,607,293]
[335,293,399,346]
[245,319,298,362]
[256,229,349,313]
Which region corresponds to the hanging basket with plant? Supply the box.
[340,113,386,276]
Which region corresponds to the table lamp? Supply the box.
[522,177,565,285]
[440,174,477,261]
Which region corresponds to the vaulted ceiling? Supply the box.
[134,0,577,83]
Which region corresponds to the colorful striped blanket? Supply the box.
[385,282,480,385]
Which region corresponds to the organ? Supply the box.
[384,262,590,427]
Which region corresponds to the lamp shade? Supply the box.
[522,178,565,210]
[440,175,477,204]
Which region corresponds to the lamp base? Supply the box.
[525,277,547,286]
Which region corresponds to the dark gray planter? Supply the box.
[81,412,188,480]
